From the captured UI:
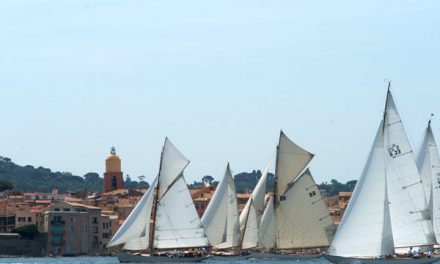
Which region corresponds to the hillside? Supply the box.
[0,156,355,195]
[0,156,148,193]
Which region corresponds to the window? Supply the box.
[27,217,32,222]
[102,233,110,239]
[92,226,98,234]
[92,217,98,224]
[112,176,117,190]
[18,217,25,222]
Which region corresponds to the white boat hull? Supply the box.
[117,252,209,263]
[323,255,439,264]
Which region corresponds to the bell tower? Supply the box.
[103,147,124,192]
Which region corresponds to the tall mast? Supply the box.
[382,81,391,134]
[149,138,166,254]
[272,131,282,248]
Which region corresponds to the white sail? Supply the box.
[258,196,275,249]
[201,164,240,248]
[418,121,440,242]
[239,161,271,248]
[153,138,209,249]
[107,177,157,248]
[240,202,258,249]
[383,91,436,248]
[276,131,314,196]
[276,169,335,249]
[158,137,190,196]
[329,122,394,257]
[154,176,209,249]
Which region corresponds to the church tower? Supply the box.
[103,147,124,192]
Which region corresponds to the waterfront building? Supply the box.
[103,147,123,193]
[44,202,105,255]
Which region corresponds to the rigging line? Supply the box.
[159,172,185,200]
[386,120,402,127]
[312,197,324,205]
[319,215,331,221]
[390,150,413,159]
[402,180,422,189]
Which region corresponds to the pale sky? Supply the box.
[1,1,439,184]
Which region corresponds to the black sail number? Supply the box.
[388,144,401,158]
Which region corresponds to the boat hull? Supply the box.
[323,255,438,264]
[117,252,208,263]
[249,252,320,260]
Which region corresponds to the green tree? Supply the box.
[12,224,39,239]
[0,179,13,191]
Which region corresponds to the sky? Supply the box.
[0,1,440,185]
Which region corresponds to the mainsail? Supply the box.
[107,138,209,250]
[276,169,335,249]
[329,122,394,257]
[201,163,240,249]
[417,120,440,242]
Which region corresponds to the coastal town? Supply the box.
[0,147,352,257]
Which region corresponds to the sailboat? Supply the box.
[201,163,241,251]
[418,118,440,243]
[107,138,210,263]
[254,131,335,255]
[326,84,437,263]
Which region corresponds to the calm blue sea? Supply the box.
[0,256,331,264]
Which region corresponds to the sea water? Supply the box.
[0,256,332,264]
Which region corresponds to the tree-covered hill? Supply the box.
[0,156,355,195]
[0,156,148,193]
[189,170,356,195]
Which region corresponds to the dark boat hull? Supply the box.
[117,252,209,263]
[323,255,439,264]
